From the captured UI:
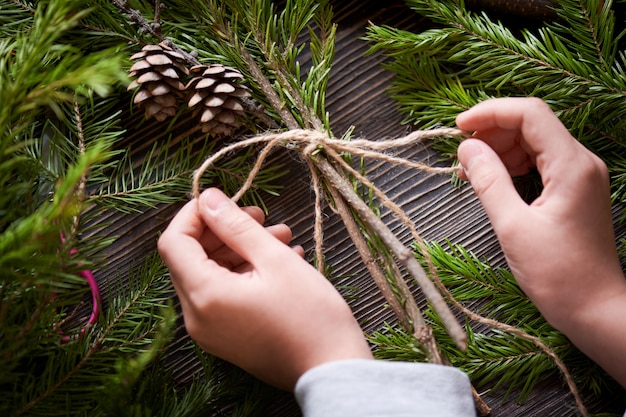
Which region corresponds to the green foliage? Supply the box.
[6,257,169,416]
[365,0,626,202]
[0,1,126,131]
[370,241,619,403]
[96,260,262,417]
[160,0,337,130]
[1,0,286,415]
[1,0,126,392]
[5,0,623,415]
[89,136,284,214]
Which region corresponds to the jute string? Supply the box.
[191,126,466,320]
[191,128,466,200]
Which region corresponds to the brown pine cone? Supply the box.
[128,42,189,122]
[186,64,251,136]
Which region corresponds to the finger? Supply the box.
[458,139,527,229]
[158,198,236,295]
[291,245,305,258]
[498,145,535,176]
[231,244,305,274]
[198,188,294,268]
[456,97,578,173]
[197,206,265,253]
[208,223,294,270]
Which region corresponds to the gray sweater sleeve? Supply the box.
[294,359,477,417]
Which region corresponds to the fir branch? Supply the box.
[111,0,201,67]
[424,242,537,324]
[72,1,148,50]
[161,0,336,131]
[10,255,174,417]
[1,1,289,415]
[71,101,88,237]
[91,131,284,213]
[0,0,33,34]
[0,0,127,137]
[364,0,626,201]
[416,241,592,413]
[7,0,34,13]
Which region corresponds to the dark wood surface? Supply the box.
[97,1,626,415]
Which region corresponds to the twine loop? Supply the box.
[192,127,468,200]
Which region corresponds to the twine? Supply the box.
[191,128,467,200]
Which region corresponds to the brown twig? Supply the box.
[10,0,34,13]
[240,48,300,130]
[71,101,88,237]
[153,0,162,32]
[112,0,201,67]
[328,180,489,412]
[250,19,324,131]
[472,386,492,416]
[311,155,466,351]
[326,186,419,340]
[322,155,443,359]
[195,18,468,346]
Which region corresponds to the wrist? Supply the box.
[299,337,374,379]
[550,275,626,388]
[548,272,626,334]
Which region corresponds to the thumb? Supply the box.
[198,188,291,267]
[458,139,526,228]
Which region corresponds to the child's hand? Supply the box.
[158,188,373,391]
[456,97,626,387]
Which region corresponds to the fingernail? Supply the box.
[459,140,484,172]
[202,188,235,215]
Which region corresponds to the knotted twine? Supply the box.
[192,127,465,199]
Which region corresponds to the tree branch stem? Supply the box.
[312,155,467,351]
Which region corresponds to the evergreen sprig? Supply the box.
[1,1,321,415]
[365,0,626,202]
[0,1,126,130]
[90,135,284,214]
[8,256,169,416]
[159,0,337,131]
[371,241,619,404]
[0,0,127,395]
[0,1,240,415]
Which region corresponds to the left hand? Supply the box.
[158,188,373,391]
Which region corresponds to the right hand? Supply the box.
[456,97,626,387]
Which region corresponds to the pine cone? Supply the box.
[128,42,189,122]
[186,64,251,136]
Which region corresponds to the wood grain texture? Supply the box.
[93,0,626,415]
